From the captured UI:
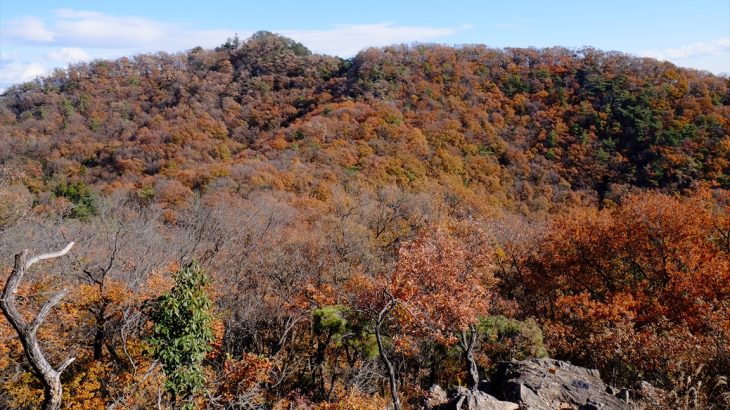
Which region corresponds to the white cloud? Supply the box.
[0,9,468,90]
[52,9,176,48]
[641,38,730,60]
[0,61,48,86]
[0,51,20,62]
[2,16,55,42]
[53,9,107,19]
[4,9,465,54]
[2,9,239,51]
[282,23,468,56]
[0,48,93,90]
[45,47,91,62]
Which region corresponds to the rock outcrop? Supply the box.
[492,358,631,409]
[429,358,637,409]
[435,387,519,410]
[427,384,449,408]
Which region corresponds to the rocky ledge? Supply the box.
[429,358,656,409]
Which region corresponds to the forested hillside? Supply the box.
[1,32,728,409]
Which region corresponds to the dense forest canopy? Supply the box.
[2,32,728,210]
[0,32,728,409]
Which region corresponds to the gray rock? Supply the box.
[427,384,449,408]
[509,383,550,408]
[632,380,666,409]
[494,358,631,409]
[436,387,519,410]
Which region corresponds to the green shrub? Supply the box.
[149,261,214,409]
[478,316,548,368]
[312,305,378,359]
[53,181,99,220]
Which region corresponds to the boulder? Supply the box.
[436,387,519,410]
[427,384,449,408]
[493,358,631,409]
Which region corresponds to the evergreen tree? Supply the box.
[149,261,214,409]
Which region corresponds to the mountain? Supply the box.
[1,32,728,215]
[0,32,728,409]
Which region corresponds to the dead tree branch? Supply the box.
[1,242,75,410]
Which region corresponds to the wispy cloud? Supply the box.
[45,47,91,63]
[0,62,48,85]
[2,9,240,50]
[0,9,466,90]
[3,16,55,42]
[283,23,469,56]
[2,9,465,53]
[640,38,730,60]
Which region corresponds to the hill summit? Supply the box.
[2,31,728,215]
[0,32,728,409]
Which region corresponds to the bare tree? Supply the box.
[72,196,165,364]
[1,242,75,410]
[373,294,401,410]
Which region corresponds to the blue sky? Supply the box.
[1,1,729,90]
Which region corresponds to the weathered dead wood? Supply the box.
[1,242,75,410]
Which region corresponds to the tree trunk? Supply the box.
[460,328,480,391]
[43,381,63,410]
[313,333,331,399]
[93,302,108,361]
[0,243,76,410]
[375,324,401,410]
[375,299,401,410]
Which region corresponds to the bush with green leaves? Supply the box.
[149,261,214,408]
[313,306,348,341]
[312,305,379,359]
[478,316,548,369]
[53,181,99,220]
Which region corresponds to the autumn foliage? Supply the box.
[504,188,730,399]
[1,32,729,408]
